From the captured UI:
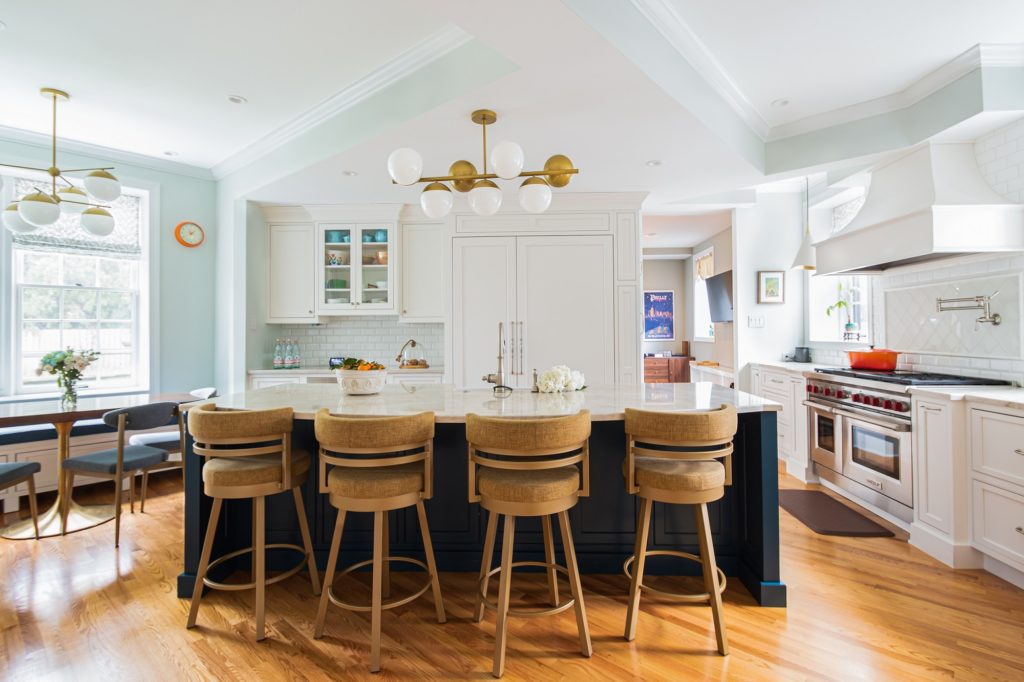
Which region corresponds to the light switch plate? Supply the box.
[748,315,765,328]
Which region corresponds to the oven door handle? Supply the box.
[803,400,835,413]
[833,407,912,432]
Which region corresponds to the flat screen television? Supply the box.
[706,270,733,323]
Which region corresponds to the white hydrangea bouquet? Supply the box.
[36,347,100,408]
[536,365,586,393]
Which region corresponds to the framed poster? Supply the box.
[758,271,785,304]
[643,290,675,340]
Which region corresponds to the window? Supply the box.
[693,247,715,341]
[6,175,149,396]
[808,275,871,343]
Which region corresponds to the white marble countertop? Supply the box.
[199,383,781,422]
[688,364,735,377]
[248,367,443,376]
[910,385,1024,410]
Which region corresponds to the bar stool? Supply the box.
[312,410,445,673]
[186,404,320,641]
[622,405,737,656]
[0,462,41,539]
[466,411,592,678]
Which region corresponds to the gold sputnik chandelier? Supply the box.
[2,88,122,236]
[387,109,578,218]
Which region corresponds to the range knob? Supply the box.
[870,396,883,407]
[811,385,820,394]
[893,402,908,413]
[883,399,894,410]
[824,387,833,397]
[852,394,862,403]
[836,390,847,399]
[806,384,812,392]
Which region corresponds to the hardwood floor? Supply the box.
[2,471,1023,681]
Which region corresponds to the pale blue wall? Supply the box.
[0,138,217,393]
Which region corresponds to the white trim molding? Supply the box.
[212,25,472,180]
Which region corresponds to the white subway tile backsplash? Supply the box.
[269,316,445,370]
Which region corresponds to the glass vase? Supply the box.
[59,378,78,409]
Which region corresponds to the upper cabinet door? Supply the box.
[318,223,355,313]
[355,223,396,311]
[400,223,445,322]
[516,235,615,388]
[452,237,517,388]
[267,223,317,323]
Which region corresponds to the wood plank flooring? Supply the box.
[2,470,1023,681]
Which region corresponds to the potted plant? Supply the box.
[826,283,858,332]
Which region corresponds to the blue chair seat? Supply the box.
[0,461,41,487]
[63,445,168,475]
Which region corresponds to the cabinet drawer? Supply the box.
[761,386,791,425]
[972,479,1024,570]
[777,420,793,457]
[970,408,1024,488]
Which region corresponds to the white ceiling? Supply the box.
[0,0,448,167]
[668,0,1024,130]
[642,212,731,248]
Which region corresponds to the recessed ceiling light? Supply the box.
[341,170,358,177]
[646,160,662,167]
[644,232,658,237]
[771,98,790,108]
[163,150,179,157]
[227,95,248,104]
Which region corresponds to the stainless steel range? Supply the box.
[804,368,1009,523]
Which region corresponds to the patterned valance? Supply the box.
[694,250,715,280]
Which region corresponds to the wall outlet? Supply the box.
[747,315,766,328]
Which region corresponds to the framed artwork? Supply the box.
[643,290,675,340]
[758,271,785,304]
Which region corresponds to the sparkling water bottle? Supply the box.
[273,339,283,369]
[284,338,295,369]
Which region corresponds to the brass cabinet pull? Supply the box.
[1014,448,1024,456]
[1016,526,1024,536]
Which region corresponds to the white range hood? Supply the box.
[815,143,1024,275]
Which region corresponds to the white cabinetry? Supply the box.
[267,224,317,323]
[751,365,810,482]
[399,222,445,322]
[317,223,397,315]
[452,235,615,389]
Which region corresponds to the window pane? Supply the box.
[99,291,133,320]
[21,253,59,284]
[62,255,97,287]
[63,289,97,319]
[809,275,871,343]
[62,321,98,349]
[98,258,138,289]
[21,287,60,319]
[22,321,60,353]
[21,355,51,386]
[91,353,133,382]
[99,322,133,350]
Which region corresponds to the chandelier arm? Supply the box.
[0,162,49,172]
[400,168,578,185]
[60,166,116,173]
[60,198,108,209]
[56,175,75,188]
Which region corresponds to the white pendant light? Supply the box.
[17,191,61,226]
[419,182,453,219]
[490,140,524,180]
[468,179,502,216]
[791,177,816,271]
[518,177,552,213]
[57,186,88,214]
[387,147,423,185]
[83,169,121,202]
[3,202,37,233]
[80,206,115,236]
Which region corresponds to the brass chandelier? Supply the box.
[387,109,578,217]
[2,88,122,236]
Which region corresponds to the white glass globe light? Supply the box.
[80,207,115,236]
[468,180,502,216]
[387,147,423,185]
[518,177,552,213]
[490,141,524,180]
[57,186,89,214]
[17,192,61,226]
[3,202,37,233]
[83,170,121,202]
[419,182,453,219]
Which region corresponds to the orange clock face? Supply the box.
[174,221,204,248]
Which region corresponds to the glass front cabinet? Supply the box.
[317,223,397,314]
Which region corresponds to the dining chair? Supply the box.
[0,462,42,539]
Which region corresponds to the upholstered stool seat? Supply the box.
[626,457,725,492]
[202,450,311,489]
[327,461,423,500]
[477,467,580,504]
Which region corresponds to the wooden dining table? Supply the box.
[0,392,195,540]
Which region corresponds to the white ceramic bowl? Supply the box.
[335,368,387,395]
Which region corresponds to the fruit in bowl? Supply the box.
[335,357,387,395]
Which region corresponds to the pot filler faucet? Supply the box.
[482,321,512,395]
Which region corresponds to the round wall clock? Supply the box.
[174,221,205,248]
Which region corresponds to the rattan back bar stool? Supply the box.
[185,404,320,641]
[622,405,738,656]
[466,410,593,678]
[312,409,446,674]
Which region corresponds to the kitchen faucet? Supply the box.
[482,321,512,395]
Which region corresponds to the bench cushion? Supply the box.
[0,461,41,487]
[63,445,168,475]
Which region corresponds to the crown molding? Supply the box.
[212,24,471,180]
[0,124,214,181]
[768,43,1024,141]
[629,0,770,140]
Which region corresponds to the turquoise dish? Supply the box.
[362,232,375,243]
[374,229,388,242]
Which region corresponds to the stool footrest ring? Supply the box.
[327,556,434,612]
[479,560,576,618]
[623,550,727,603]
[203,543,309,592]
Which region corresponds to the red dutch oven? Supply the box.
[847,347,900,371]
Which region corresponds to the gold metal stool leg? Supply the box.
[187,497,223,629]
[625,496,653,641]
[141,471,149,513]
[370,510,384,673]
[254,496,266,641]
[475,509,498,622]
[292,488,321,595]
[696,503,728,655]
[492,514,516,678]
[558,510,592,658]
[382,511,390,599]
[541,515,559,607]
[314,510,346,638]
[416,500,447,624]
[113,474,123,547]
